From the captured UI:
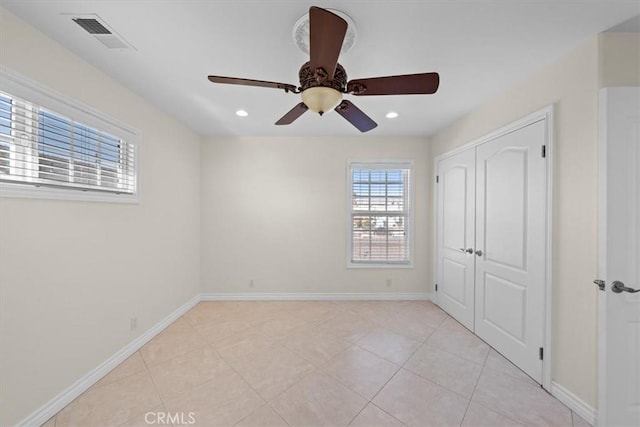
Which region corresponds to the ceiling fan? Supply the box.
[207,6,439,133]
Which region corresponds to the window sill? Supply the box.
[347,261,414,269]
[0,182,139,204]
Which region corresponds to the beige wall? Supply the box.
[427,38,600,406]
[201,136,429,295]
[599,32,640,87]
[0,9,201,425]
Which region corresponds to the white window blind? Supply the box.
[349,162,412,265]
[0,91,135,195]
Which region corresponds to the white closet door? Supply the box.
[474,119,547,382]
[436,148,476,330]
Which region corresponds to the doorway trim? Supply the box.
[433,105,554,391]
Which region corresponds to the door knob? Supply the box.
[611,281,640,294]
[475,250,483,256]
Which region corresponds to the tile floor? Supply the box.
[42,301,591,427]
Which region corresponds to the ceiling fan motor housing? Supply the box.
[299,61,347,92]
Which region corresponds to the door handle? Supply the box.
[593,280,606,291]
[611,281,640,294]
[459,248,474,254]
[475,250,483,256]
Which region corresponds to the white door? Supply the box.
[436,149,476,330]
[598,87,640,427]
[474,120,547,383]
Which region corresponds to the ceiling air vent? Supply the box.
[73,18,111,34]
[70,15,132,49]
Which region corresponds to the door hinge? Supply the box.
[541,145,547,158]
[435,283,438,292]
[539,347,544,360]
[436,175,439,183]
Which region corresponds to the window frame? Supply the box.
[0,67,140,203]
[347,160,415,268]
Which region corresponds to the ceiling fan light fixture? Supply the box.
[301,87,342,115]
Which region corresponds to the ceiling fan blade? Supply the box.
[208,76,298,93]
[348,73,440,96]
[309,7,348,79]
[334,100,377,133]
[275,103,309,125]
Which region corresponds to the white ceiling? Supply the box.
[1,1,638,137]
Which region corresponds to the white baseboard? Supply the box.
[17,295,200,427]
[550,381,596,426]
[200,292,433,301]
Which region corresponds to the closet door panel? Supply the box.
[436,148,476,330]
[475,120,547,383]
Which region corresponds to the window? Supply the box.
[0,95,11,175]
[348,161,413,266]
[0,69,138,202]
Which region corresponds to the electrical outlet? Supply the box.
[386,278,392,287]
[249,279,255,288]
[130,317,137,331]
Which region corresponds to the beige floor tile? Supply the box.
[425,324,490,365]
[164,368,264,426]
[193,317,255,347]
[140,319,205,366]
[234,404,288,427]
[40,416,56,427]
[94,352,147,389]
[373,369,469,427]
[379,312,438,342]
[572,411,592,427]
[316,311,375,343]
[349,404,405,427]
[287,301,343,323]
[214,328,277,353]
[282,326,352,366]
[461,403,524,427]
[253,312,310,338]
[146,346,234,400]
[356,328,421,365]
[117,405,168,427]
[165,317,197,334]
[183,301,234,326]
[55,371,161,427]
[438,316,477,335]
[404,345,483,398]
[483,349,536,385]
[388,302,448,330]
[216,331,282,361]
[348,301,404,322]
[401,300,445,313]
[270,371,367,427]
[223,343,315,401]
[472,369,572,426]
[323,346,399,400]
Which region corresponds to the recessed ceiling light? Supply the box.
[235,109,248,117]
[386,112,399,119]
